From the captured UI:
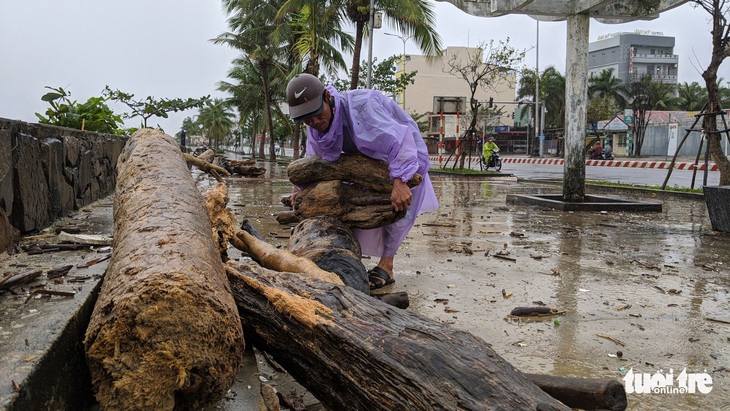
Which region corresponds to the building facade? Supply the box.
[588,30,679,89]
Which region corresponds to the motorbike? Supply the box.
[590,150,614,160]
[483,149,502,171]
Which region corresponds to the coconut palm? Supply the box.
[621,74,676,156]
[218,56,269,156]
[517,66,566,135]
[588,68,627,108]
[342,0,443,89]
[215,0,290,160]
[674,81,707,111]
[198,98,236,150]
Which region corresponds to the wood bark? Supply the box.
[84,129,244,411]
[288,216,368,293]
[524,374,627,411]
[277,180,406,228]
[287,153,421,193]
[224,261,571,411]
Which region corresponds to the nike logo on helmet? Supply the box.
[294,87,307,99]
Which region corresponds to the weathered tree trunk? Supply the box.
[287,153,421,193]
[524,374,627,411]
[277,180,406,228]
[224,261,570,411]
[84,129,244,411]
[288,216,369,293]
[279,153,423,228]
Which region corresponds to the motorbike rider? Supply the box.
[590,141,602,159]
[483,136,499,166]
[603,140,614,160]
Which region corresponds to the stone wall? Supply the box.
[0,118,127,251]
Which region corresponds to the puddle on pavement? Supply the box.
[222,163,729,411]
[4,160,726,410]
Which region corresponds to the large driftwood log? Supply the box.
[288,216,368,293]
[524,374,627,411]
[84,129,244,410]
[278,154,423,228]
[287,153,422,193]
[224,261,570,411]
[277,180,406,228]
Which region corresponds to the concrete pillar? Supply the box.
[562,13,589,202]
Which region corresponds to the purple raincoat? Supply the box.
[305,86,439,258]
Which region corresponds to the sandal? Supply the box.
[368,266,395,290]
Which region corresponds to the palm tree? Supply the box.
[215,0,290,160]
[675,81,707,111]
[517,66,566,153]
[198,98,236,150]
[343,0,443,89]
[588,68,627,108]
[621,74,676,156]
[218,57,268,156]
[275,0,353,158]
[276,1,353,77]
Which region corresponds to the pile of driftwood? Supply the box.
[276,154,421,228]
[83,130,626,411]
[185,148,266,179]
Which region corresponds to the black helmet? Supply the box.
[286,73,325,122]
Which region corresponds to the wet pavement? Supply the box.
[2,158,729,410]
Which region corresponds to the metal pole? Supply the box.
[385,33,411,109]
[402,38,407,109]
[367,0,374,89]
[534,20,543,157]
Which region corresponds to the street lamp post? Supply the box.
[385,32,412,110]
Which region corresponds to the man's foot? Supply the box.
[368,266,395,290]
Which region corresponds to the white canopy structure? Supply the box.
[435,0,688,200]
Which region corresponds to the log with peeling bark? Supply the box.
[84,129,244,411]
[288,216,369,293]
[277,153,422,228]
[230,165,266,177]
[276,180,406,228]
[183,152,230,179]
[287,153,422,193]
[224,261,571,411]
[524,374,627,411]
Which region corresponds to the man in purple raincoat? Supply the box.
[286,73,438,290]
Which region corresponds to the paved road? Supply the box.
[432,156,720,189]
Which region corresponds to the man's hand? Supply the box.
[391,178,412,212]
[289,191,299,209]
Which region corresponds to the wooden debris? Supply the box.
[225,261,570,411]
[84,129,243,411]
[58,231,113,246]
[524,373,627,411]
[596,333,626,347]
[24,289,76,303]
[46,265,74,279]
[0,269,42,290]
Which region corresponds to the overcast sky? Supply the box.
[1,1,725,133]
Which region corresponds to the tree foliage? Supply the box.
[444,39,525,169]
[331,55,417,99]
[621,74,675,156]
[103,86,208,129]
[35,86,124,134]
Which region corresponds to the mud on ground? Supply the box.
[222,161,729,411]
[2,159,728,410]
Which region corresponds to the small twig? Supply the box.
[705,317,730,325]
[493,254,517,262]
[24,289,76,304]
[596,333,626,347]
